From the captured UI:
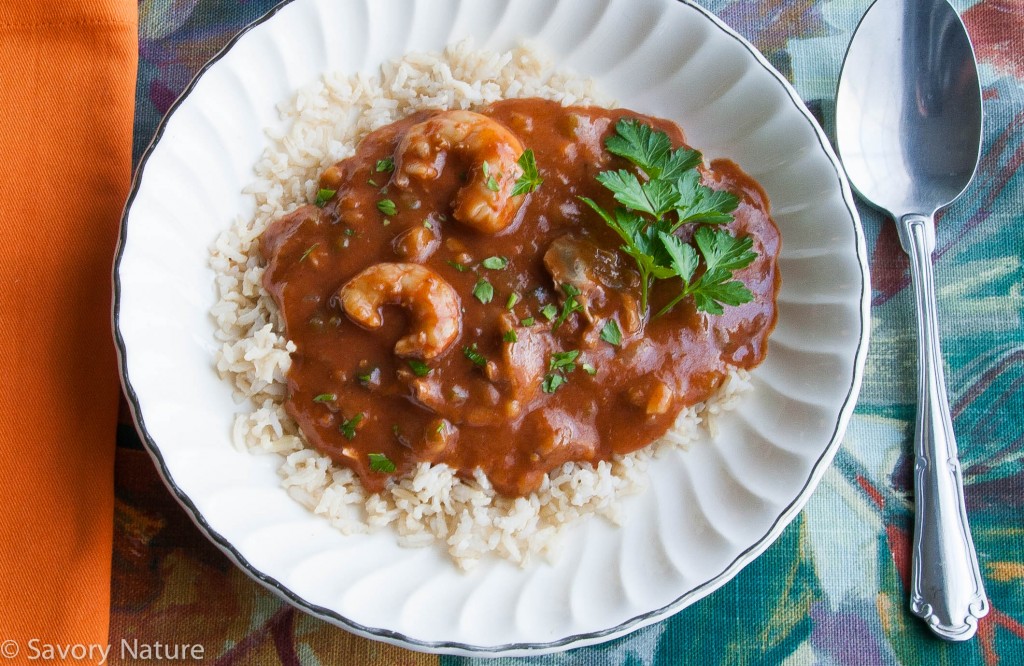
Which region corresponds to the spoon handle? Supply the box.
[897,213,989,640]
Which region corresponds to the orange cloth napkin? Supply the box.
[0,0,137,654]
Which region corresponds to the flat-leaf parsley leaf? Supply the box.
[600,319,622,346]
[481,256,508,270]
[542,373,566,393]
[340,413,364,440]
[472,278,494,304]
[511,149,543,196]
[368,452,396,473]
[549,350,580,371]
[315,188,336,207]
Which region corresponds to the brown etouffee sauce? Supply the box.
[261,98,780,497]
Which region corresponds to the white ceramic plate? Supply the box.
[114,0,869,656]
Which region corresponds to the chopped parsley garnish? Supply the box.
[511,149,543,196]
[299,243,319,262]
[542,349,579,393]
[540,303,558,321]
[542,373,566,394]
[377,198,398,216]
[582,363,597,376]
[579,118,751,315]
[368,452,396,473]
[375,156,395,173]
[482,161,500,192]
[344,228,356,236]
[446,260,468,272]
[472,278,494,304]
[521,316,536,326]
[315,188,336,207]
[463,344,487,368]
[481,256,508,270]
[503,330,518,343]
[549,350,580,372]
[553,283,584,329]
[423,220,433,229]
[340,413,364,440]
[313,393,336,403]
[408,360,432,377]
[600,319,622,346]
[505,292,520,310]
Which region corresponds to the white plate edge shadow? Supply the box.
[112,0,871,656]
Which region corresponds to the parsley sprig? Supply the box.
[656,227,757,316]
[580,118,754,316]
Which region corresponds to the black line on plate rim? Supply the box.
[111,0,870,655]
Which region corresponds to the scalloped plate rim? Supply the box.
[112,0,870,656]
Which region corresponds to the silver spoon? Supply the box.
[835,0,989,641]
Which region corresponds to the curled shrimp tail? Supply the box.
[339,262,462,360]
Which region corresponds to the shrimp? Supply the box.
[392,110,526,234]
[338,262,461,360]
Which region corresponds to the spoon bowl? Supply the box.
[837,0,982,219]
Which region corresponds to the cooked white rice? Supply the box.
[209,40,751,570]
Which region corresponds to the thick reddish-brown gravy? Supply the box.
[261,98,780,496]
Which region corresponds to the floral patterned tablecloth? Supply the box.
[113,1,1024,663]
